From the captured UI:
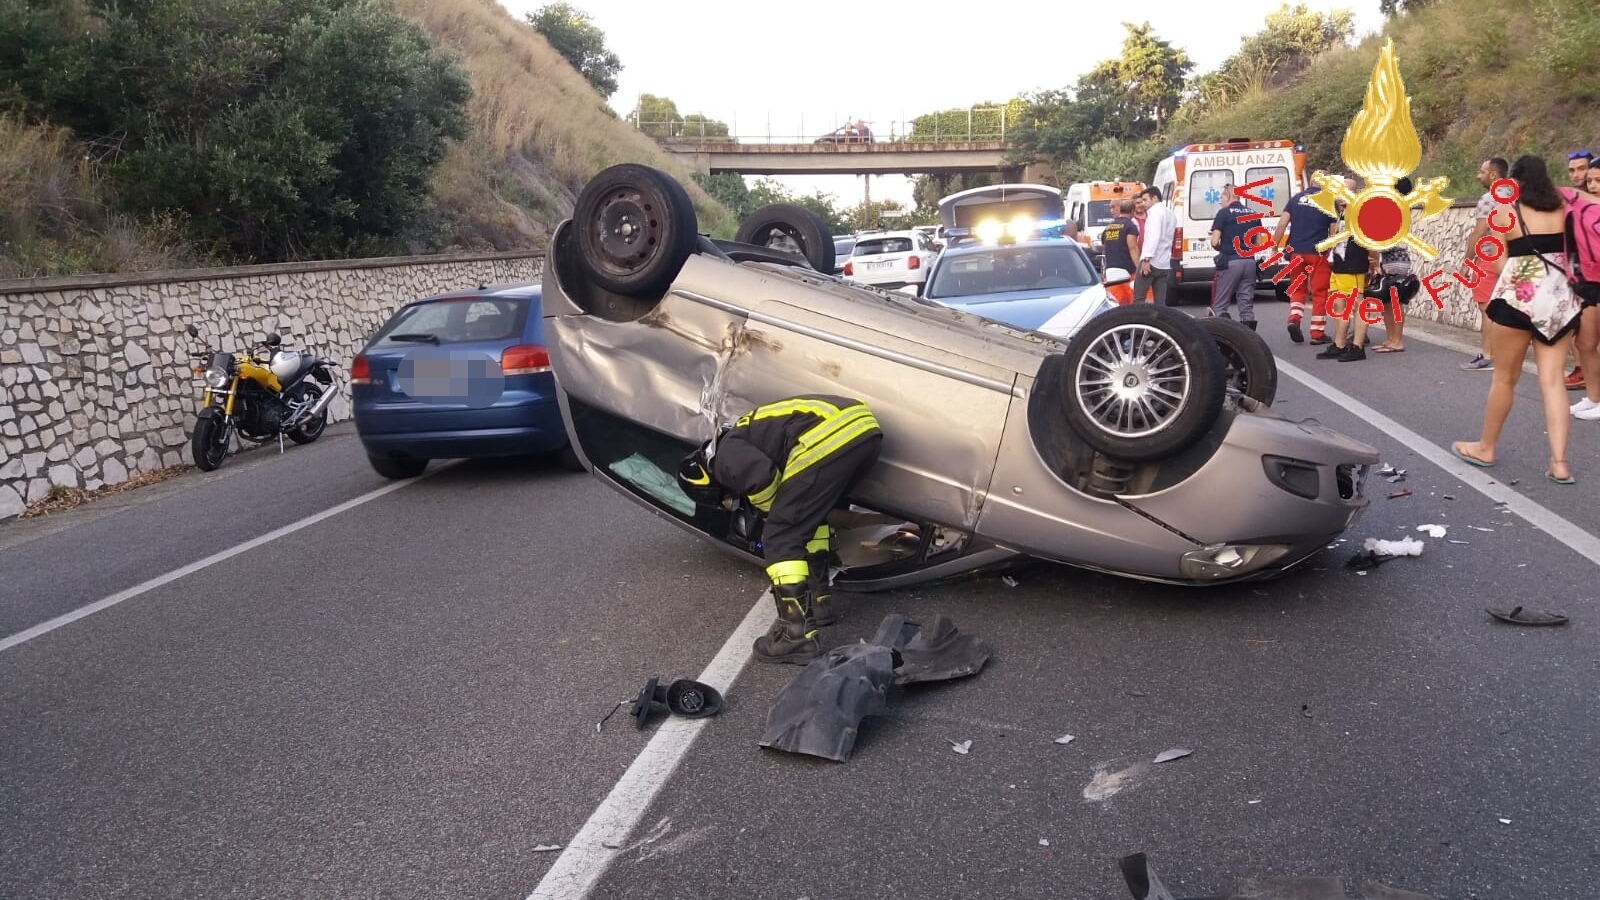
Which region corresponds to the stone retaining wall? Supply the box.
[1,252,544,519]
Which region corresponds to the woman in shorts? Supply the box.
[1453,155,1585,483]
[1572,165,1600,420]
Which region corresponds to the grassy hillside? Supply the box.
[1171,0,1599,191]
[393,0,736,250]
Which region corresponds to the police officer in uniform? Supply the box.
[677,395,884,665]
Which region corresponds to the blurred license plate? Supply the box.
[865,261,892,271]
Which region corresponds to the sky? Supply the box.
[497,0,1388,209]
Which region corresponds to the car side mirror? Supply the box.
[264,333,282,347]
[186,324,200,337]
[1103,267,1132,286]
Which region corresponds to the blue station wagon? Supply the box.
[351,283,580,479]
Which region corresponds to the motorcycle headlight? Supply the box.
[203,366,230,389]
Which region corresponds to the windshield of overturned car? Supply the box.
[924,245,1098,300]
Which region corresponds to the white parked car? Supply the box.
[842,230,938,294]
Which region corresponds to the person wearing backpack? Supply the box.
[1452,155,1586,484]
[1564,167,1600,420]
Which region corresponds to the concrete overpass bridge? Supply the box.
[660,139,1029,178]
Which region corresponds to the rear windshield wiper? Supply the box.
[387,333,440,344]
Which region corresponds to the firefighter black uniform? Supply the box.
[678,395,884,665]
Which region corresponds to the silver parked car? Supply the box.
[539,164,1380,590]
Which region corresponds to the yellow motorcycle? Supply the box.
[184,324,338,470]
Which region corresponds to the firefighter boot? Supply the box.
[805,524,840,627]
[753,582,821,666]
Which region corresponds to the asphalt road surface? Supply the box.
[3,305,1597,900]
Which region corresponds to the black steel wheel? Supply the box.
[573,164,698,297]
[734,203,835,273]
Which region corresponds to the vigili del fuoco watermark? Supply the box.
[1223,38,1519,324]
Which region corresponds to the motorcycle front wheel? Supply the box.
[191,414,230,471]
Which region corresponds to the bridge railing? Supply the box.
[627,106,1016,145]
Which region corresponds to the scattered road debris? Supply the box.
[1386,488,1413,499]
[1055,734,1076,745]
[1509,478,1520,485]
[1499,818,1512,825]
[1416,524,1447,538]
[1443,494,1455,500]
[1378,464,1405,478]
[1348,537,1424,568]
[1153,748,1193,763]
[1001,575,1019,587]
[1448,539,1469,545]
[1301,704,1313,718]
[1486,606,1568,627]
[1247,799,1262,804]
[1039,838,1050,847]
[1469,525,1494,532]
[532,844,563,852]
[950,739,972,754]
[1083,764,1144,801]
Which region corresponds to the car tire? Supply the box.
[367,453,427,480]
[1197,316,1277,405]
[1056,303,1226,462]
[735,203,836,274]
[572,164,698,297]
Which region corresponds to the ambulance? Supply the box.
[1065,180,1145,265]
[1149,138,1308,296]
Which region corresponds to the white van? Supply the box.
[1150,138,1308,295]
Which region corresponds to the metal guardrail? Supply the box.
[627,106,1015,145]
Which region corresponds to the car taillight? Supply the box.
[350,354,371,385]
[908,256,920,270]
[843,261,853,276]
[502,344,551,376]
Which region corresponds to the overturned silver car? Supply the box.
[540,164,1379,590]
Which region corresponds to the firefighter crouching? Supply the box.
[677,395,884,665]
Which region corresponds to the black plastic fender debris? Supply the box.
[1118,851,1440,898]
[758,614,992,762]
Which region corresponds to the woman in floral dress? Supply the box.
[1452,155,1584,484]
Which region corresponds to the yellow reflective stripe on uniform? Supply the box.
[784,408,879,480]
[737,398,840,428]
[805,524,831,554]
[766,559,809,585]
[748,472,781,512]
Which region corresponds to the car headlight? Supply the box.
[1179,544,1292,579]
[203,366,230,389]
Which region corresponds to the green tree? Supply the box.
[692,173,851,233]
[525,2,622,99]
[909,172,1003,218]
[627,93,682,138]
[1086,22,1194,134]
[1379,0,1437,13]
[681,113,732,142]
[908,100,1027,141]
[1185,4,1354,119]
[0,0,473,262]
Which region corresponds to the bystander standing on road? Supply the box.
[1101,198,1141,304]
[1461,157,1509,371]
[1134,187,1175,304]
[1570,163,1600,421]
[1561,150,1594,390]
[1207,182,1259,327]
[1368,190,1420,354]
[1317,175,1370,361]
[1274,168,1339,344]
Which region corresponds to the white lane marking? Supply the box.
[1277,358,1600,565]
[526,591,772,900]
[0,463,456,654]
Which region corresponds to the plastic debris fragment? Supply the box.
[1153,748,1192,763]
[1055,734,1076,745]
